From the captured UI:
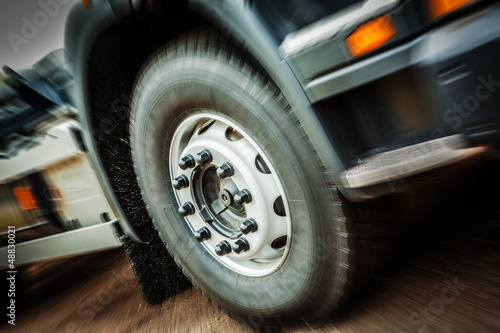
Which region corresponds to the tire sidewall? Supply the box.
[131,51,339,322]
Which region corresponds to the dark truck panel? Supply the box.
[305,3,500,167]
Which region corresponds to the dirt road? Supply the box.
[3,161,500,332]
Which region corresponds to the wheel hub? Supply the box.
[219,189,233,207]
[169,114,291,276]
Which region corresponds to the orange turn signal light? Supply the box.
[346,14,398,57]
[429,0,473,19]
[13,187,39,210]
[82,0,90,11]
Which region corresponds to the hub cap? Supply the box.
[169,114,291,276]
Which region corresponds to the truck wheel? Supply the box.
[130,30,385,325]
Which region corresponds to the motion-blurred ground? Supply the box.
[3,159,500,332]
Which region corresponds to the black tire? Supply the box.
[130,29,387,326]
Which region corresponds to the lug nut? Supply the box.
[195,149,212,165]
[179,154,195,170]
[195,227,211,242]
[178,202,195,217]
[233,238,249,254]
[234,189,252,205]
[240,218,258,234]
[215,240,231,256]
[172,174,189,190]
[217,162,234,179]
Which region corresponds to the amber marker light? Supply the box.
[82,0,90,11]
[346,14,398,57]
[13,187,39,210]
[429,0,474,19]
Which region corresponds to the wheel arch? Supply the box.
[65,0,368,242]
[64,0,208,242]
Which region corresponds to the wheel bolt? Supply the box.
[233,238,249,254]
[195,149,212,165]
[234,189,252,205]
[172,174,189,190]
[217,162,234,179]
[195,227,211,242]
[215,240,231,256]
[179,154,195,170]
[178,202,195,217]
[240,218,258,234]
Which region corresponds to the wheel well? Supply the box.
[84,4,208,241]
[87,2,207,120]
[84,1,271,243]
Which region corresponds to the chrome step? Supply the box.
[341,134,485,188]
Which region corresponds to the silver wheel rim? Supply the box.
[169,113,291,277]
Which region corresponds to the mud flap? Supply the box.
[120,234,191,304]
